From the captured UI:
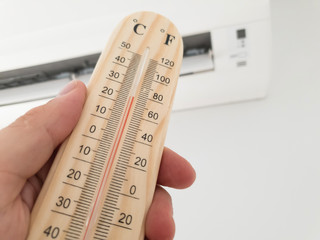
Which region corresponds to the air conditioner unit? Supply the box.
[0,0,270,114]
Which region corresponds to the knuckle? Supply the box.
[11,105,46,130]
[9,105,54,148]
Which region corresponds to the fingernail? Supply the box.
[59,81,77,96]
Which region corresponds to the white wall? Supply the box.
[166,1,320,239]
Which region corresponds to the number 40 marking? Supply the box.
[43,226,60,239]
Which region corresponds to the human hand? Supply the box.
[0,80,196,239]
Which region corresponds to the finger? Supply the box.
[157,147,196,189]
[145,186,175,240]
[0,80,86,203]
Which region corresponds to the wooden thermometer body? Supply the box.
[27,11,183,239]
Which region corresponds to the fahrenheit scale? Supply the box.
[27,11,183,239]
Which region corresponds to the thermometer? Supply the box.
[27,11,183,239]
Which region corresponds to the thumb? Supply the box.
[0,80,86,204]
